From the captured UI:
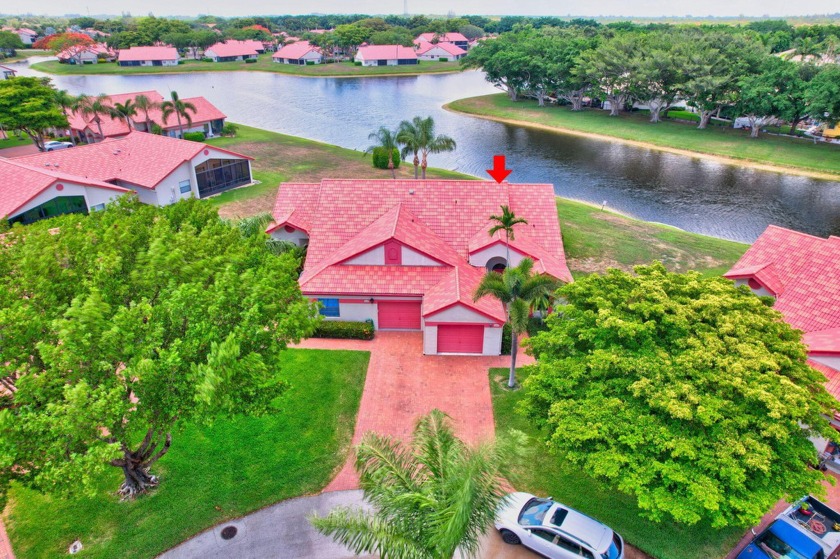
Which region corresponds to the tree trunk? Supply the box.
[388,153,396,179]
[508,330,518,388]
[176,113,184,138]
[536,90,545,107]
[789,116,802,135]
[750,126,760,138]
[571,95,583,111]
[96,120,104,141]
[421,152,428,179]
[607,94,624,117]
[697,110,713,130]
[111,431,171,500]
[413,153,419,179]
[507,86,517,102]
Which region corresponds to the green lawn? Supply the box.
[31,54,462,77]
[0,135,31,150]
[4,348,370,559]
[490,368,745,559]
[204,124,476,218]
[556,198,747,277]
[448,94,840,178]
[0,49,51,63]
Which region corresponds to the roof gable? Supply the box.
[273,40,322,59]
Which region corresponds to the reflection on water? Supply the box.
[12,58,840,242]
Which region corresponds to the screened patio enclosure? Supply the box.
[194,158,252,198]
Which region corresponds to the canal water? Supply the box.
[12,59,840,242]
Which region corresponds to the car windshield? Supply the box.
[601,540,620,559]
[518,498,554,526]
[757,532,809,559]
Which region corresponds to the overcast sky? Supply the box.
[4,0,839,18]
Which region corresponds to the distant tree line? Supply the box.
[463,25,840,137]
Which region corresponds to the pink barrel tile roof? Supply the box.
[416,41,467,56]
[57,42,115,61]
[273,40,322,60]
[118,46,179,62]
[356,45,417,61]
[0,158,129,219]
[205,40,258,58]
[804,328,840,355]
[15,131,251,190]
[809,360,840,402]
[415,32,468,43]
[422,265,505,322]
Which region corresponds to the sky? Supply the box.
[4,0,840,18]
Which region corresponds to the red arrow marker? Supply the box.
[486,154,512,183]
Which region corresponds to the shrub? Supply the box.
[54,136,71,143]
[245,58,257,63]
[201,57,213,62]
[439,57,448,62]
[305,60,315,65]
[151,124,163,135]
[371,147,401,170]
[666,109,700,122]
[182,131,206,142]
[354,61,362,66]
[221,123,239,137]
[313,319,375,340]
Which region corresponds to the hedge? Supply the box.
[245,58,257,63]
[439,57,448,62]
[313,319,375,340]
[371,147,401,170]
[182,131,206,142]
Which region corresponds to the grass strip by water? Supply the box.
[4,348,370,559]
[447,94,840,179]
[31,55,463,77]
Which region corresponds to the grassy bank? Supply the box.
[204,124,475,218]
[31,54,462,77]
[491,367,745,559]
[0,49,50,63]
[4,348,369,559]
[447,94,840,179]
[0,135,30,150]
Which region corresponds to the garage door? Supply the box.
[437,325,485,354]
[378,301,422,330]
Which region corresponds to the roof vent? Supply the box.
[408,189,415,195]
[44,163,51,167]
[54,164,59,168]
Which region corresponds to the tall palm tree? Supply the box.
[76,93,110,142]
[160,90,197,139]
[54,89,78,145]
[365,126,399,179]
[108,99,138,132]
[474,259,557,389]
[133,94,159,133]
[416,116,456,179]
[396,117,423,179]
[311,409,507,559]
[488,205,527,266]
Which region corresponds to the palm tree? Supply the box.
[396,117,423,179]
[109,99,138,132]
[416,116,456,179]
[133,94,159,133]
[365,126,399,179]
[160,91,197,139]
[311,410,507,559]
[76,93,110,142]
[488,205,528,266]
[474,259,557,389]
[54,89,78,145]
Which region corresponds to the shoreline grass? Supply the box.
[447,94,840,180]
[30,54,463,78]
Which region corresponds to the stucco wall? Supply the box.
[811,355,840,371]
[423,325,438,354]
[733,278,774,298]
[331,302,378,326]
[269,227,309,246]
[469,243,526,268]
[10,181,125,220]
[425,304,497,324]
[346,246,385,265]
[402,246,440,266]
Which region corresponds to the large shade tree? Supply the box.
[522,263,835,528]
[0,199,319,503]
[0,77,69,151]
[311,410,509,559]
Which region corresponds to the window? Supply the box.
[518,498,553,526]
[318,298,340,317]
[529,529,556,543]
[90,203,106,212]
[179,180,191,194]
[554,534,583,555]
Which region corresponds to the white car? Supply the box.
[495,492,624,559]
[43,141,73,151]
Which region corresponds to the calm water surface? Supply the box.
[13,59,840,242]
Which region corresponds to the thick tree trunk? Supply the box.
[789,116,802,135]
[571,96,583,111]
[607,94,625,116]
[536,90,546,107]
[648,100,669,123]
[413,154,419,179]
[507,86,517,102]
[388,155,396,179]
[697,110,714,130]
[111,431,171,500]
[750,126,760,138]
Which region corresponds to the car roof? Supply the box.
[545,502,611,551]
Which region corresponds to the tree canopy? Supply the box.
[0,77,68,151]
[522,263,835,528]
[0,199,319,504]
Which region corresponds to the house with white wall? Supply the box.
[272,41,323,64]
[354,45,417,67]
[416,41,467,61]
[117,46,179,67]
[414,32,470,50]
[56,43,115,64]
[204,40,258,62]
[266,179,573,355]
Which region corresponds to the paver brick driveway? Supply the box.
[294,331,533,491]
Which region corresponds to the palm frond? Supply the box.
[356,432,423,497]
[413,409,460,482]
[310,507,428,559]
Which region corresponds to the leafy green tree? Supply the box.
[333,23,370,56]
[474,258,557,389]
[160,90,197,138]
[806,63,840,126]
[522,264,835,528]
[458,24,484,40]
[0,77,68,151]
[734,59,786,138]
[633,32,689,123]
[462,31,532,101]
[0,199,318,503]
[311,409,508,559]
[542,27,598,111]
[366,126,400,179]
[577,33,642,116]
[0,30,25,55]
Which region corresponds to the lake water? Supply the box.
[12,59,840,243]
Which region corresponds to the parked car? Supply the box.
[495,492,624,559]
[43,141,73,151]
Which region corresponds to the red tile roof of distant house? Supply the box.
[205,40,258,58]
[15,131,251,190]
[273,40,322,60]
[416,41,467,56]
[0,158,129,219]
[270,179,572,322]
[57,42,114,61]
[0,65,16,74]
[414,32,468,44]
[16,28,38,36]
[118,46,179,62]
[356,45,417,61]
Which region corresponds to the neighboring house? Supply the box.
[15,131,253,205]
[204,40,259,62]
[117,46,180,67]
[0,158,130,225]
[267,179,573,355]
[56,43,115,64]
[414,32,470,50]
[415,41,467,61]
[65,90,227,141]
[0,65,16,80]
[355,45,418,67]
[12,28,38,45]
[272,40,323,65]
[724,225,840,401]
